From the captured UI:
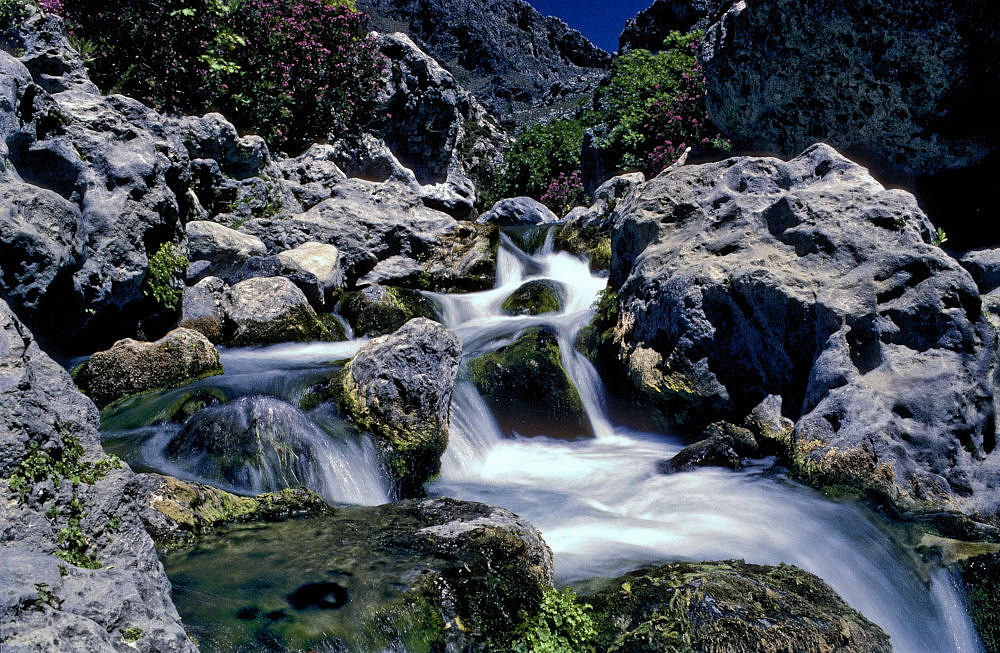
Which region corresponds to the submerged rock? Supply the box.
[467,326,593,439]
[72,327,222,409]
[602,143,1000,520]
[584,560,892,653]
[339,318,462,497]
[501,279,568,316]
[0,298,194,651]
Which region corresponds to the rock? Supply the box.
[618,0,723,54]
[960,249,1000,295]
[602,143,1000,519]
[375,32,508,210]
[0,299,194,651]
[501,279,567,316]
[744,394,795,456]
[172,112,270,180]
[552,173,643,271]
[228,255,326,309]
[275,143,348,210]
[338,285,438,337]
[186,220,268,280]
[72,327,222,409]
[701,0,1000,248]
[177,275,226,342]
[466,326,593,439]
[222,276,330,346]
[277,242,344,302]
[658,421,760,473]
[476,196,559,227]
[326,132,419,186]
[240,178,496,290]
[584,560,891,653]
[958,551,1000,653]
[159,497,553,651]
[1,15,192,354]
[339,318,462,497]
[357,0,610,126]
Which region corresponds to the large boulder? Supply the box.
[338,285,438,337]
[585,560,891,653]
[602,143,1000,520]
[1,11,192,353]
[222,276,330,346]
[477,197,559,227]
[72,327,222,409]
[338,318,462,497]
[0,299,194,651]
[700,0,1000,248]
[185,220,267,281]
[177,275,226,342]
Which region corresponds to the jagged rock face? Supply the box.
[1,11,192,354]
[606,144,1000,519]
[0,299,194,651]
[340,318,462,497]
[73,327,222,409]
[700,0,1000,247]
[357,0,610,125]
[618,0,724,54]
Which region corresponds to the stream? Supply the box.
[101,235,985,652]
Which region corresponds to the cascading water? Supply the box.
[429,235,985,653]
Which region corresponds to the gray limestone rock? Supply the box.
[222,276,330,346]
[186,220,267,281]
[178,276,226,342]
[476,196,558,227]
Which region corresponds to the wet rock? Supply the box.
[0,299,194,651]
[501,279,568,316]
[338,285,438,337]
[178,275,226,342]
[603,143,1000,519]
[553,173,643,271]
[222,276,330,346]
[585,560,891,653]
[339,318,462,497]
[467,326,593,439]
[163,497,553,652]
[958,551,1000,652]
[477,197,558,227]
[186,220,267,281]
[658,421,760,473]
[72,327,222,409]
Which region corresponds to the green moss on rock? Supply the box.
[338,285,438,337]
[958,552,1000,651]
[467,327,592,439]
[501,279,567,316]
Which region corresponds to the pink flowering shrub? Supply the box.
[56,0,385,150]
[540,171,588,217]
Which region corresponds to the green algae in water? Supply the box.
[165,513,448,652]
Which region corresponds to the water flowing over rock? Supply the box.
[73,327,222,409]
[357,0,610,125]
[0,299,194,651]
[700,0,1000,247]
[604,143,1000,520]
[340,318,462,497]
[1,10,192,354]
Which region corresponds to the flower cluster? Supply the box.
[540,171,588,217]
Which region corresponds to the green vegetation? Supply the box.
[932,226,948,247]
[0,0,28,37]
[509,587,597,653]
[144,242,188,311]
[122,627,144,643]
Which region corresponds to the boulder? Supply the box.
[501,279,567,316]
[477,197,559,227]
[553,172,644,271]
[584,560,891,653]
[960,249,1000,295]
[72,328,222,409]
[0,299,194,651]
[186,220,267,281]
[1,13,191,353]
[159,497,553,651]
[177,275,226,342]
[602,143,1000,519]
[658,421,760,473]
[222,276,330,346]
[701,0,1000,248]
[228,255,326,309]
[275,143,349,210]
[466,326,593,439]
[339,318,462,497]
[338,285,438,337]
[276,242,343,303]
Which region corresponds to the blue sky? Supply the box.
[527,0,655,53]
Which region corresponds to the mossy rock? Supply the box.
[958,551,1000,651]
[466,327,593,439]
[501,279,568,316]
[658,421,760,473]
[553,221,612,272]
[338,285,438,337]
[583,560,892,653]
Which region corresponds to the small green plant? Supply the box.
[1,0,28,36]
[145,242,188,311]
[509,587,597,653]
[34,583,62,609]
[932,226,948,247]
[122,627,144,644]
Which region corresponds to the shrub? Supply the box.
[539,171,588,217]
[509,587,597,653]
[145,242,188,311]
[596,30,728,175]
[494,114,599,201]
[1,0,28,37]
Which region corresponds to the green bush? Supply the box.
[494,114,599,201]
[509,587,597,653]
[1,0,28,37]
[145,242,188,311]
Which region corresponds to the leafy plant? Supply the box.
[539,171,588,217]
[122,627,144,643]
[509,587,597,653]
[932,226,948,247]
[145,242,188,311]
[1,0,28,36]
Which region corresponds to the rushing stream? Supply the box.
[102,235,985,652]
